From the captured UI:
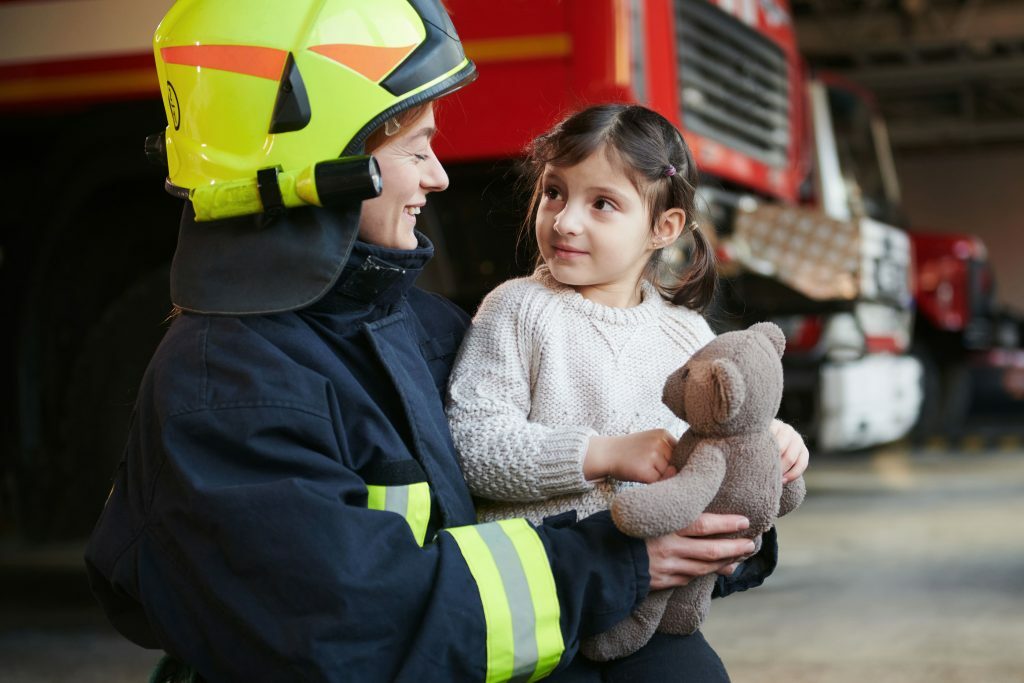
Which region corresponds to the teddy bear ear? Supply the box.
[750,322,786,358]
[711,358,745,423]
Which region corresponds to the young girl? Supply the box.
[447,104,807,531]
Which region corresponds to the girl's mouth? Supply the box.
[552,244,587,259]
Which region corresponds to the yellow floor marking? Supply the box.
[871,446,914,489]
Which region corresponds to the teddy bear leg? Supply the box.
[779,475,806,517]
[580,589,671,662]
[658,575,715,636]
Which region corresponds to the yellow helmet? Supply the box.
[150,0,476,220]
[153,0,476,315]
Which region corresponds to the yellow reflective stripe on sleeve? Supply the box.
[366,484,387,513]
[365,483,432,547]
[444,519,564,682]
[405,482,431,546]
[497,521,563,680]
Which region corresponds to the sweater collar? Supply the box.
[312,232,434,309]
[533,265,664,325]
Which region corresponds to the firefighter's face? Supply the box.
[358,108,449,249]
[535,146,661,306]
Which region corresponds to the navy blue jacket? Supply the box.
[85,237,775,682]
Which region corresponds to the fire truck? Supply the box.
[909,231,1024,438]
[1,0,920,540]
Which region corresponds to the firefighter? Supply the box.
[85,1,774,680]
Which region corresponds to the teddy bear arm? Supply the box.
[612,443,727,538]
[778,475,806,517]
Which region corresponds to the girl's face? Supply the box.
[535,146,660,307]
[358,107,449,250]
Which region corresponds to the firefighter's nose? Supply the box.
[422,153,448,193]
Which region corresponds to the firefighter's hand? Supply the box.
[770,419,809,484]
[645,513,755,591]
[584,430,677,484]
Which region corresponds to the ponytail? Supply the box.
[670,224,717,312]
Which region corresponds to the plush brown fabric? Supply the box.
[582,322,806,661]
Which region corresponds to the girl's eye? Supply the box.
[594,198,615,212]
[543,187,562,201]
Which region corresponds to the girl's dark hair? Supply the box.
[523,104,716,311]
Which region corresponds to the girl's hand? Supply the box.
[645,513,756,590]
[770,419,809,483]
[584,430,677,484]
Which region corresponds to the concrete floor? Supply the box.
[703,444,1024,683]
[1,442,1022,681]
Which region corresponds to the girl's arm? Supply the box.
[447,282,598,502]
[769,418,810,483]
[585,430,678,483]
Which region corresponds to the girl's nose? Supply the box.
[422,154,449,193]
[554,203,583,235]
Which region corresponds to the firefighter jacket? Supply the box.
[84,235,660,682]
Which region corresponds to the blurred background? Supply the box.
[1,0,1022,681]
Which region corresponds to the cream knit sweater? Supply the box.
[446,267,715,524]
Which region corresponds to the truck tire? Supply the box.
[910,345,943,443]
[49,266,172,538]
[910,345,973,443]
[939,360,973,439]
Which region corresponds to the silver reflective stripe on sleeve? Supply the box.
[443,519,564,682]
[366,482,431,546]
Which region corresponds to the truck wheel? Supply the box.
[910,346,943,443]
[47,266,172,538]
[939,361,973,439]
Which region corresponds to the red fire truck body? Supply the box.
[436,0,804,205]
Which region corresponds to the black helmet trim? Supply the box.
[406,0,461,42]
[269,52,313,135]
[380,1,467,97]
[343,60,477,156]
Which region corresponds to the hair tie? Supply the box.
[664,164,677,177]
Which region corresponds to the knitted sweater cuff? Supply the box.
[537,426,598,495]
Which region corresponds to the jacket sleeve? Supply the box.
[447,283,597,502]
[713,525,779,599]
[86,402,648,683]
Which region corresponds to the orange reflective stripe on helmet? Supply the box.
[309,44,418,83]
[160,45,289,81]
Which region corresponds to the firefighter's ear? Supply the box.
[652,208,686,249]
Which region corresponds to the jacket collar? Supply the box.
[311,232,434,310]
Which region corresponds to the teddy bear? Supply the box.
[581,321,806,662]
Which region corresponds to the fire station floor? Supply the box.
[703,440,1024,683]
[1,437,1023,682]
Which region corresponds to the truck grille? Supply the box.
[675,0,791,168]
